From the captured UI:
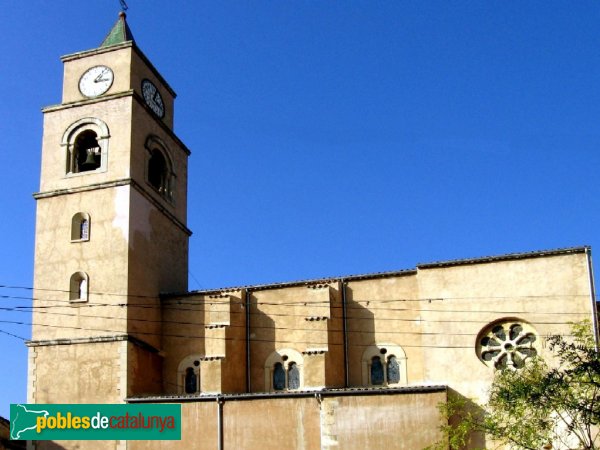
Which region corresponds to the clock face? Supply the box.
[79,66,114,98]
[141,79,165,118]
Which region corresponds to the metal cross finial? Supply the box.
[119,0,129,11]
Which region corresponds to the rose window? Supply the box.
[477,321,537,370]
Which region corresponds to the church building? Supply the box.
[27,13,599,450]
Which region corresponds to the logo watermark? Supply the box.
[10,404,181,440]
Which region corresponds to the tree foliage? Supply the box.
[429,321,600,450]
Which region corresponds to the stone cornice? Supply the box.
[33,178,192,236]
[41,91,190,156]
[60,41,177,98]
[26,334,160,353]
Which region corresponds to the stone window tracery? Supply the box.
[477,320,538,370]
[265,349,304,391]
[361,345,407,386]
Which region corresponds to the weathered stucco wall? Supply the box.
[162,250,593,406]
[127,389,445,450]
[31,341,123,405]
[223,397,321,449]
[129,402,218,450]
[33,187,130,342]
[416,252,592,403]
[324,392,446,449]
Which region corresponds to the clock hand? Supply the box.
[94,69,108,83]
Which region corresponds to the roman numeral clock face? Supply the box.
[142,79,165,118]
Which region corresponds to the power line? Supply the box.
[0,300,589,326]
[3,305,583,337]
[0,283,593,304]
[0,328,26,341]
[0,314,581,348]
[0,290,591,312]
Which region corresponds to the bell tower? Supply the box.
[28,12,190,406]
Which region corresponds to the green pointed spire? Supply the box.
[100,11,135,47]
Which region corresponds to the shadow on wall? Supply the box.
[249,293,276,392]
[447,388,486,450]
[344,286,376,387]
[0,416,25,450]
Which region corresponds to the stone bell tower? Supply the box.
[28,12,190,407]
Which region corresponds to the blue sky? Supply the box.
[1,1,599,417]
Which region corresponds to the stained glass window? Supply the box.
[273,362,285,390]
[184,367,197,393]
[288,362,300,389]
[479,321,538,370]
[387,355,400,384]
[371,356,384,385]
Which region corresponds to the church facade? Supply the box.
[27,14,599,450]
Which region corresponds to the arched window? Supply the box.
[361,344,408,386]
[177,355,201,394]
[145,135,174,201]
[69,272,89,303]
[148,149,167,192]
[184,367,197,394]
[370,356,384,385]
[62,118,110,175]
[264,349,304,391]
[287,362,300,390]
[71,213,91,242]
[273,362,286,391]
[387,355,400,384]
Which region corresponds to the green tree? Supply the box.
[429,321,600,450]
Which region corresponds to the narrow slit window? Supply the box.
[71,213,91,241]
[69,272,89,302]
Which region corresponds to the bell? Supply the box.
[81,147,99,168]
